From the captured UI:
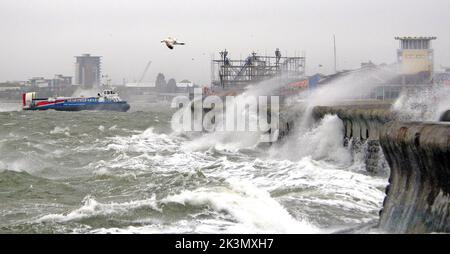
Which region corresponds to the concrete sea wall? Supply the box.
[378,122,449,233]
[440,110,450,122]
[311,104,393,173]
[287,103,450,233]
[312,104,394,141]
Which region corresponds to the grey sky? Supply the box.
[0,0,449,85]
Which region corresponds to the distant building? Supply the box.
[52,74,72,86]
[51,74,72,93]
[29,75,72,90]
[0,82,21,92]
[29,77,51,88]
[395,36,436,84]
[75,54,101,88]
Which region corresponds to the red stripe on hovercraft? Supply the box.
[36,100,65,107]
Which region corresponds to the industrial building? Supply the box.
[75,54,101,88]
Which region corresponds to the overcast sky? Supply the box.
[0,0,448,85]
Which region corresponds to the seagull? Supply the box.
[161,37,185,50]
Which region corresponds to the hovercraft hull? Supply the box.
[22,94,130,112]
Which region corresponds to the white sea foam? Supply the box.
[0,153,53,173]
[104,128,180,154]
[34,178,319,233]
[86,118,384,230]
[90,222,193,234]
[0,161,6,172]
[161,179,318,233]
[50,126,70,136]
[90,179,320,234]
[36,195,160,223]
[208,156,385,219]
[89,128,214,175]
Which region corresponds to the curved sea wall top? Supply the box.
[378,122,449,233]
[312,104,394,141]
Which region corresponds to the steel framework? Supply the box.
[211,49,305,89]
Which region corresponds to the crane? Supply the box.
[138,60,152,83]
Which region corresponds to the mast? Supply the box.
[333,34,337,73]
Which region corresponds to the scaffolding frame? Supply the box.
[212,49,305,89]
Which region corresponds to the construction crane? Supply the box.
[138,60,152,83]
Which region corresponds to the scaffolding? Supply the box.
[211,49,305,89]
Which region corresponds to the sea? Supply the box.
[0,100,387,233]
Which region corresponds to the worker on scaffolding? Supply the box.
[245,56,252,65]
[275,48,281,65]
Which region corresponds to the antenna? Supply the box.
[333,34,337,73]
[302,50,306,76]
[210,53,215,84]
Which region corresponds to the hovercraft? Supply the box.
[22,90,130,112]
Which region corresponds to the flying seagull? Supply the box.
[161,37,185,50]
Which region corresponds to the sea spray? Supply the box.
[71,87,101,98]
[304,65,399,106]
[392,84,450,121]
[270,114,352,165]
[162,179,318,233]
[279,64,401,140]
